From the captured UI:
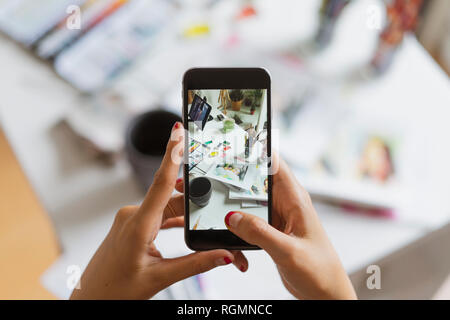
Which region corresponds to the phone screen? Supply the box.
[186,89,269,231]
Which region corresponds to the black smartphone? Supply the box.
[183,68,272,250]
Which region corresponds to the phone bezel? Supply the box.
[183,68,272,251]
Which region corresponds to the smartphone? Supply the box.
[183,68,272,250]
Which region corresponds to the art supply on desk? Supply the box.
[206,163,256,190]
[245,135,250,158]
[54,0,172,92]
[370,0,423,75]
[190,140,201,153]
[314,0,351,49]
[125,109,181,190]
[236,4,257,20]
[189,139,204,171]
[183,23,210,38]
[193,216,201,230]
[233,114,243,125]
[36,0,130,59]
[340,203,396,219]
[228,170,269,202]
[0,0,82,46]
[202,140,213,149]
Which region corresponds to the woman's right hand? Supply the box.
[224,158,357,300]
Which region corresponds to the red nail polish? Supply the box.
[240,266,245,272]
[224,257,232,265]
[225,211,237,227]
[176,178,183,184]
[174,122,180,129]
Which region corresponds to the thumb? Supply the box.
[160,250,234,286]
[225,211,292,261]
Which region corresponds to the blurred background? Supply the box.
[0,0,450,299]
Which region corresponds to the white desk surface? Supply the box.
[1,0,450,299]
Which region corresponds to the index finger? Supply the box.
[135,122,184,236]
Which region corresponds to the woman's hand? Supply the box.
[224,157,357,300]
[70,122,247,300]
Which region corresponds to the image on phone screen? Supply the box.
[186,89,269,230]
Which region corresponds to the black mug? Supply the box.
[126,109,181,190]
[189,177,212,207]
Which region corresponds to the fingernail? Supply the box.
[174,122,180,129]
[216,257,232,266]
[176,178,183,184]
[225,211,242,228]
[240,265,246,272]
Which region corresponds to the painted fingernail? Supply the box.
[176,178,183,184]
[216,257,232,266]
[174,122,180,129]
[240,265,246,272]
[225,211,242,228]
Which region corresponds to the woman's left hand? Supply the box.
[70,122,247,300]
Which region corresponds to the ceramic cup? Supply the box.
[189,177,212,207]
